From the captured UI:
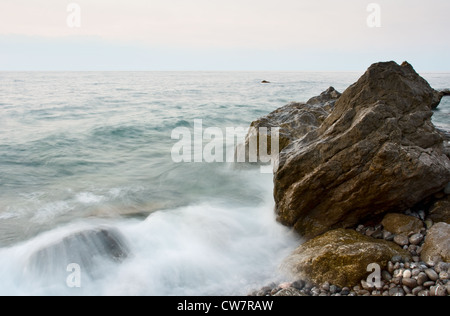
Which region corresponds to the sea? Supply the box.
[0,71,449,296]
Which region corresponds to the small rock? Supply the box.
[361,280,374,291]
[416,272,429,286]
[387,261,395,274]
[430,285,447,297]
[402,277,417,288]
[372,230,384,239]
[403,269,412,279]
[341,287,350,295]
[329,284,338,294]
[382,270,392,282]
[435,262,450,273]
[425,268,439,281]
[356,225,365,232]
[412,286,423,296]
[424,219,433,230]
[403,285,412,294]
[291,280,306,290]
[365,227,376,237]
[383,231,395,241]
[389,287,405,296]
[423,281,436,288]
[392,255,404,263]
[409,233,424,245]
[394,235,409,247]
[418,290,430,296]
[412,268,421,277]
[321,282,330,291]
[440,271,449,280]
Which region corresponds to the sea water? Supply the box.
[0,71,448,295]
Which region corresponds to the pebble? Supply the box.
[403,269,412,279]
[382,270,392,282]
[402,278,417,288]
[425,268,439,281]
[423,281,436,288]
[417,272,428,286]
[412,286,423,296]
[430,285,447,297]
[387,261,395,274]
[394,234,410,246]
[389,287,405,296]
[440,271,449,280]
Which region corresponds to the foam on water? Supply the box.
[0,171,299,296]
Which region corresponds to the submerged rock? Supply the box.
[274,61,450,239]
[282,229,410,288]
[26,227,130,280]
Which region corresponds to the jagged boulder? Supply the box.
[274,61,450,239]
[237,87,341,162]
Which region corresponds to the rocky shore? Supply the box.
[245,61,450,296]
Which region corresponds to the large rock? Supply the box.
[237,87,341,162]
[274,61,450,239]
[282,229,410,288]
[421,222,450,263]
[428,196,450,224]
[381,213,424,235]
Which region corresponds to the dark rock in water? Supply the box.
[261,80,271,84]
[274,61,450,239]
[26,227,130,280]
[440,89,450,96]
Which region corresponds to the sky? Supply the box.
[0,0,449,71]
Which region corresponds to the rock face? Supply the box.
[421,222,450,263]
[381,213,424,235]
[282,229,410,288]
[238,87,341,162]
[274,61,450,239]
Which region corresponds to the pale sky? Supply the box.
[0,0,449,71]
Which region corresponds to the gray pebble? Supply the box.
[382,270,392,282]
[392,255,404,263]
[394,234,409,246]
[402,277,417,288]
[423,281,435,288]
[389,287,405,296]
[416,272,428,286]
[412,286,423,296]
[403,269,412,279]
[387,261,395,274]
[383,231,395,241]
[440,271,449,280]
[425,268,439,281]
[418,290,429,296]
[329,284,338,294]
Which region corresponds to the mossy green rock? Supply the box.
[283,229,410,288]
